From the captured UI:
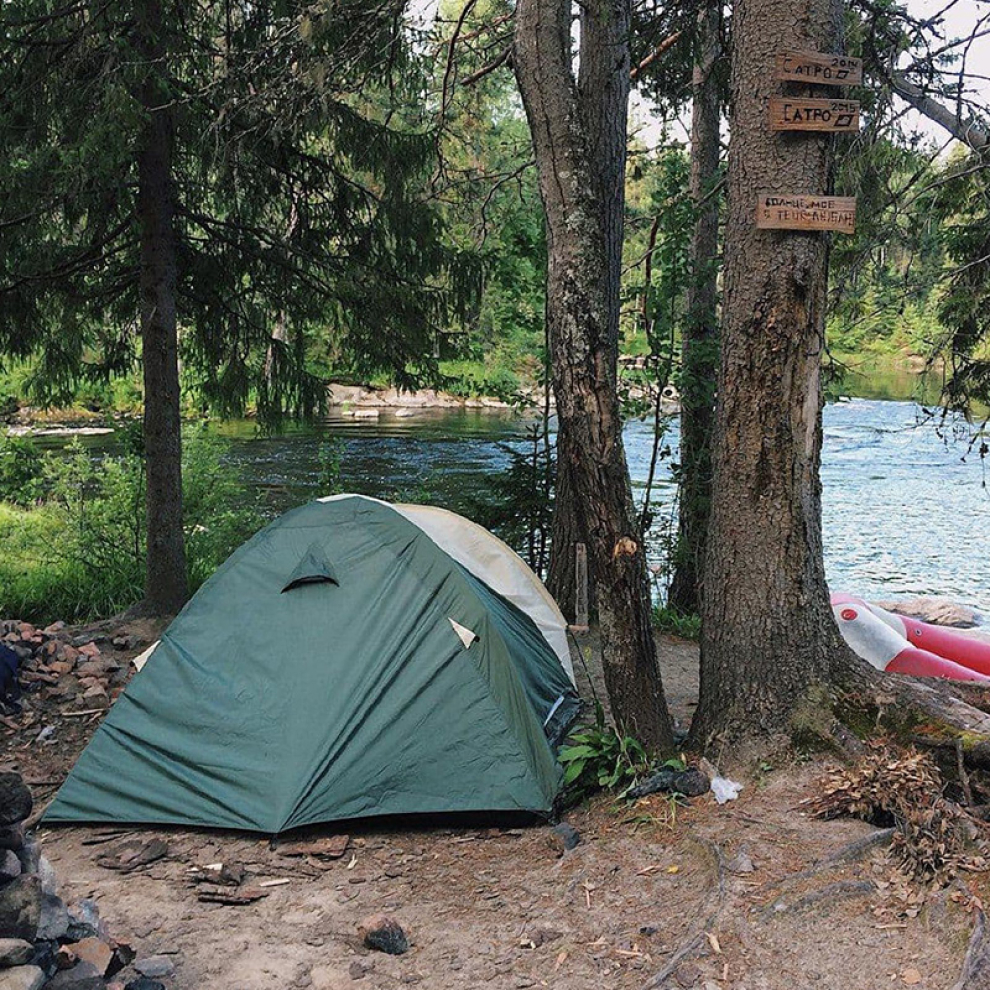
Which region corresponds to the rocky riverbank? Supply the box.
[0,769,175,990]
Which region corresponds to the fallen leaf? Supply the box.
[902,969,922,985]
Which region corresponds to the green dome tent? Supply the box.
[45,496,581,833]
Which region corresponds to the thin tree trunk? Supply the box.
[690,0,849,748]
[514,0,675,752]
[136,0,187,614]
[667,1,721,615]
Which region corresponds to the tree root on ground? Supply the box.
[953,906,990,990]
[761,827,896,893]
[640,839,725,990]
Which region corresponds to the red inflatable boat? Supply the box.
[832,594,990,682]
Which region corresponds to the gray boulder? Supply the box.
[0,877,41,941]
[15,838,39,877]
[36,894,69,941]
[0,850,21,883]
[0,938,33,966]
[44,961,105,990]
[0,967,45,990]
[0,825,24,852]
[0,776,31,828]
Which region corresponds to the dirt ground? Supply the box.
[3,619,986,990]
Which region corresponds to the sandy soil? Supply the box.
[4,624,985,990]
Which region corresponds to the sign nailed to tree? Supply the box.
[756,193,856,234]
[769,98,860,132]
[774,50,863,86]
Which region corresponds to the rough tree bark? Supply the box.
[685,0,990,756]
[545,454,586,620]
[136,0,188,614]
[514,0,675,751]
[667,0,722,615]
[689,0,853,746]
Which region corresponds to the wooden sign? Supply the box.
[756,193,856,234]
[774,50,863,87]
[769,97,859,132]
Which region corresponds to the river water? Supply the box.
[46,388,990,615]
[192,397,987,616]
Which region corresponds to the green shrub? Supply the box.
[0,429,263,622]
[0,436,44,505]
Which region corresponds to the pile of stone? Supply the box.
[1,621,139,714]
[0,772,167,990]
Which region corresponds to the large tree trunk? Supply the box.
[514,0,675,751]
[689,0,850,747]
[136,0,187,614]
[667,1,722,615]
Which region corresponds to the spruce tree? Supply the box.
[1,0,468,612]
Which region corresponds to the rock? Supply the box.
[0,775,32,827]
[132,957,174,979]
[0,938,33,966]
[45,961,105,990]
[27,939,59,979]
[0,877,41,941]
[105,942,135,978]
[0,825,24,852]
[358,915,409,956]
[673,962,701,987]
[0,966,45,990]
[727,849,755,874]
[66,900,105,942]
[16,837,40,876]
[874,596,981,628]
[38,856,57,894]
[36,894,69,941]
[348,961,367,981]
[63,939,113,976]
[0,850,22,882]
[519,928,561,949]
[80,686,109,709]
[550,822,580,852]
[123,981,164,990]
[626,767,710,800]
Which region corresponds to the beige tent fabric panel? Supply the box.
[392,504,574,684]
[317,494,574,683]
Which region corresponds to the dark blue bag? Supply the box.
[0,642,21,707]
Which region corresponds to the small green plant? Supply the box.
[558,702,652,800]
[652,605,701,640]
[316,439,344,496]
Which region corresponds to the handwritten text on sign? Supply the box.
[756,194,856,234]
[774,50,863,87]
[769,98,860,133]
